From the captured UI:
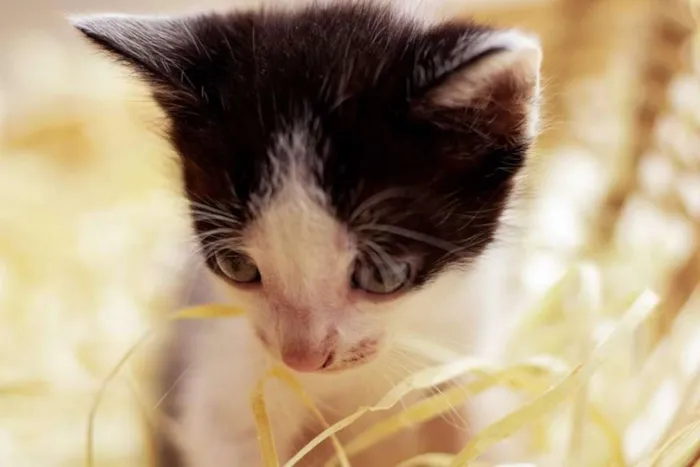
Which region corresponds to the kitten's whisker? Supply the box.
[457,192,501,232]
[188,212,239,224]
[427,384,471,431]
[387,347,474,432]
[362,245,394,290]
[154,364,192,411]
[381,358,416,413]
[189,207,239,218]
[187,199,225,212]
[200,238,241,253]
[188,199,241,215]
[357,224,460,253]
[184,232,237,252]
[193,237,243,262]
[223,172,240,202]
[363,240,405,282]
[349,188,416,224]
[393,333,477,359]
[196,228,241,241]
[189,211,241,227]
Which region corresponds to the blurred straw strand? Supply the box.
[549,0,612,127]
[589,0,696,254]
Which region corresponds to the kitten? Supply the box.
[72,2,541,465]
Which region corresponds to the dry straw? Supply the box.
[82,273,694,467]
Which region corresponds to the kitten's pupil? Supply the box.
[215,251,261,283]
[352,257,411,294]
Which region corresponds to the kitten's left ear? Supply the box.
[70,14,210,106]
[413,29,542,140]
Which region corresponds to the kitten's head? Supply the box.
[73,2,541,373]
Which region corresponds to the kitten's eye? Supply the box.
[215,251,261,284]
[351,257,412,294]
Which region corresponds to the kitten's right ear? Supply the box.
[412,29,542,142]
[70,14,198,92]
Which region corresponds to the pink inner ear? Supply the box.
[416,40,542,141]
[427,44,541,111]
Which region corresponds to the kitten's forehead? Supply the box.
[250,120,326,209]
[247,124,352,303]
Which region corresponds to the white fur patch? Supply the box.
[243,125,358,354]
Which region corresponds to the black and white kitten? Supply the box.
[73,2,541,465]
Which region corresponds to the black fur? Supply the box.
[74,2,535,288]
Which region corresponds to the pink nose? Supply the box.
[281,347,333,372]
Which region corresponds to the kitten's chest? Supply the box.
[290,389,428,467]
[284,358,439,466]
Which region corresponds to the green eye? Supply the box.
[215,251,261,284]
[351,257,412,294]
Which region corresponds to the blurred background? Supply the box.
[0,0,698,466]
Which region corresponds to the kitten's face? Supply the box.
[74,4,541,373]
